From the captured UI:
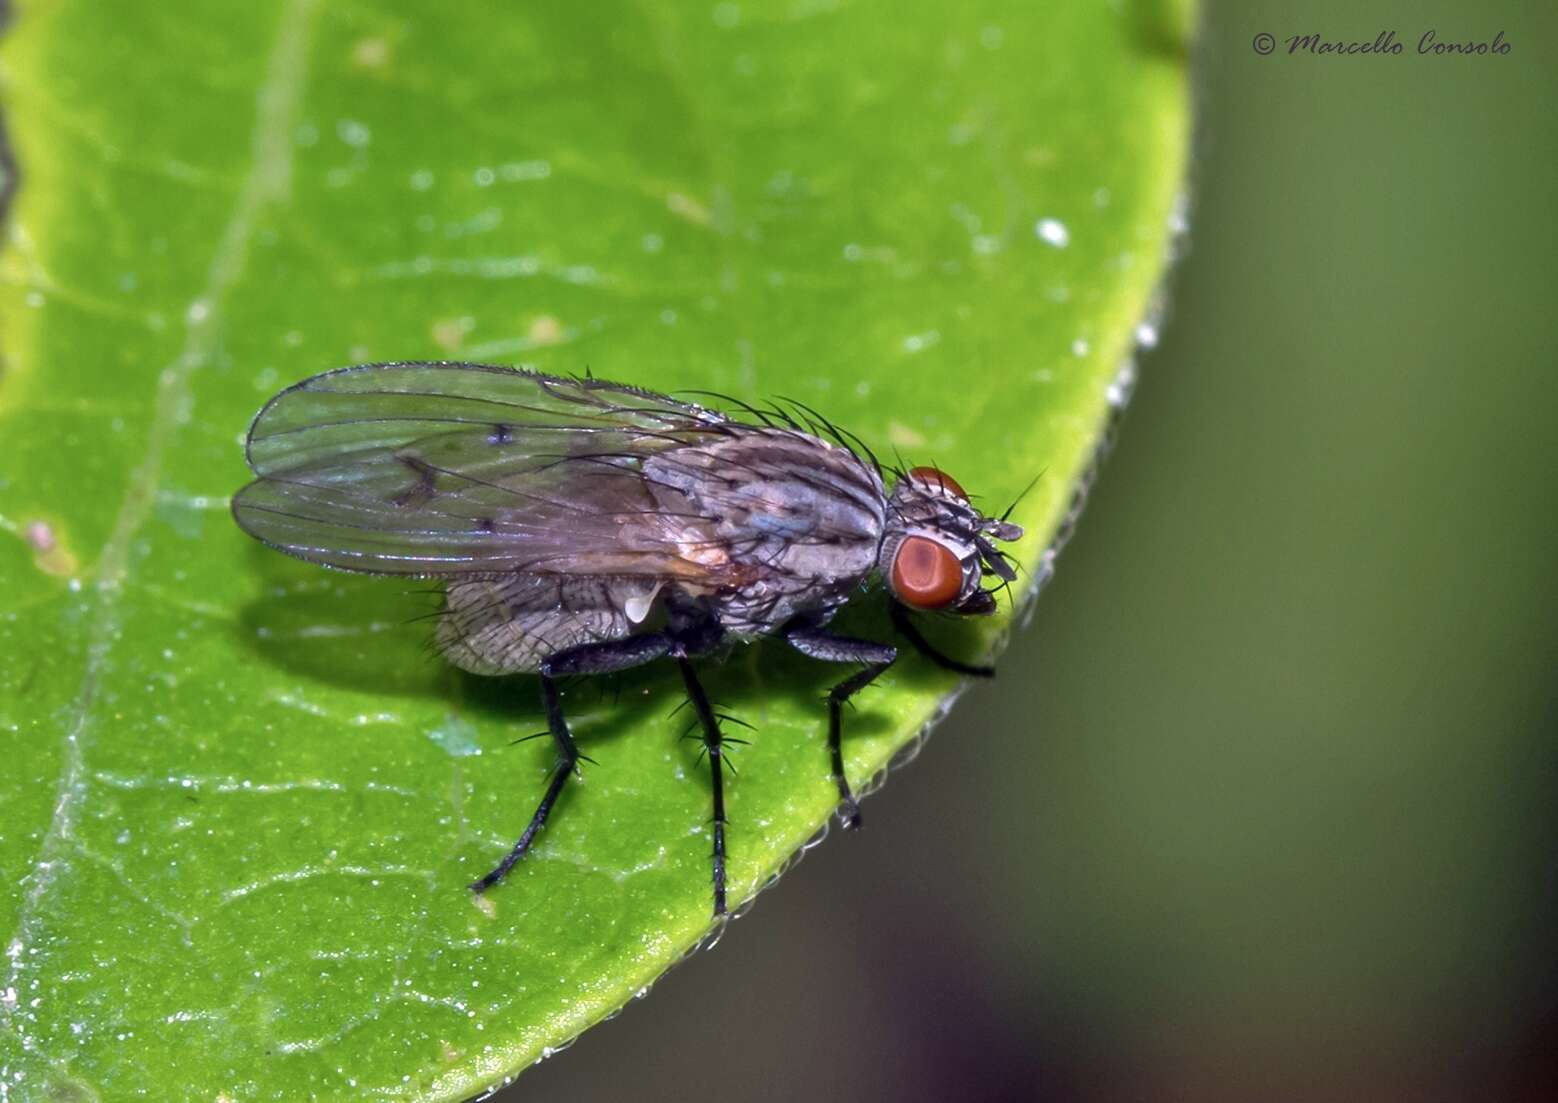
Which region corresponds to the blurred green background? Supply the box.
[511,2,1558,1100]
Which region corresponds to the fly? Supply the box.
[232,362,1024,916]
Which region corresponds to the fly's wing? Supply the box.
[232,362,733,580]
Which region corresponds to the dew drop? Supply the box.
[1106,361,1138,408]
[1035,218,1070,248]
[336,118,371,148]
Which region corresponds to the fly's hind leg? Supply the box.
[470,633,672,895]
[469,674,575,894]
[785,629,897,831]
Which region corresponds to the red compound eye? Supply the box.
[907,465,967,500]
[890,536,963,609]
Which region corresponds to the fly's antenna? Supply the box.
[975,535,1018,582]
[1001,471,1045,522]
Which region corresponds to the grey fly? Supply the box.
[232,362,1023,916]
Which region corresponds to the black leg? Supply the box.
[889,601,994,677]
[469,675,577,894]
[676,657,729,917]
[470,633,673,895]
[786,629,897,830]
[543,632,675,676]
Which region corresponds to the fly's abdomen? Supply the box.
[438,575,660,675]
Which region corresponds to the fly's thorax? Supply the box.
[642,428,886,635]
[879,467,1024,615]
[712,574,861,639]
[646,431,884,565]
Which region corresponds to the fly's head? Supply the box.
[879,466,1025,616]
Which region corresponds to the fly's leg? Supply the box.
[470,633,672,895]
[675,657,729,916]
[785,630,897,830]
[889,601,994,677]
[468,675,575,894]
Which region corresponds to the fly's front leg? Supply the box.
[470,633,672,895]
[889,600,994,677]
[785,629,897,830]
[675,657,730,916]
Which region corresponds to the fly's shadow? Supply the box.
[234,539,755,759]
[454,646,689,747]
[235,542,448,698]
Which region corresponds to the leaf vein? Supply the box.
[0,0,319,1055]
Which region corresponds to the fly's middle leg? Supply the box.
[784,629,897,830]
[675,656,730,917]
[470,633,672,896]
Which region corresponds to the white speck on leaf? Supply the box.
[335,118,370,147]
[1036,217,1070,248]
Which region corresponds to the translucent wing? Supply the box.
[232,362,734,579]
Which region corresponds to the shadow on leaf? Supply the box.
[235,545,448,698]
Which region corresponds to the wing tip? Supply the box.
[242,361,552,469]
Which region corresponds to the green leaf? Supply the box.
[0,1,1189,1097]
